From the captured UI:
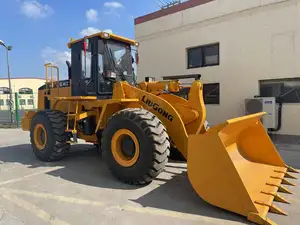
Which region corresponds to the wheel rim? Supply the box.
[33,124,47,151]
[111,129,140,167]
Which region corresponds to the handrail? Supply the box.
[44,63,60,96]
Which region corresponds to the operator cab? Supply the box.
[67,32,139,99]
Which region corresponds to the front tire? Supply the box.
[102,108,170,185]
[30,110,70,162]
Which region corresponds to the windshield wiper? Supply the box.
[109,49,116,68]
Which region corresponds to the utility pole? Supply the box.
[0,40,14,124]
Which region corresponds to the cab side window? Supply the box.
[98,54,104,74]
[81,50,92,79]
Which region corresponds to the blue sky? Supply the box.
[0,0,159,79]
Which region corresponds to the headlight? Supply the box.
[103,32,110,39]
[108,71,116,78]
[135,42,139,47]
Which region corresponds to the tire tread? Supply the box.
[30,110,70,162]
[102,108,170,185]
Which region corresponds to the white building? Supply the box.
[0,77,45,110]
[134,0,300,141]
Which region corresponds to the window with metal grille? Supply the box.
[19,99,26,105]
[203,83,220,104]
[0,87,10,94]
[260,78,300,103]
[27,99,34,105]
[19,88,33,94]
[174,83,220,104]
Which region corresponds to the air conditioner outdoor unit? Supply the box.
[245,97,278,129]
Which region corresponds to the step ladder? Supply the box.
[66,101,79,143]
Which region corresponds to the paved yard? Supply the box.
[0,129,299,225]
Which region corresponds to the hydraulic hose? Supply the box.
[268,98,282,132]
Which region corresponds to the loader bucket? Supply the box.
[187,112,298,225]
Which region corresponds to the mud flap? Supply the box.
[187,112,298,225]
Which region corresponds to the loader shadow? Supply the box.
[132,167,253,224]
[1,143,300,224]
[0,144,142,190]
[130,147,300,224]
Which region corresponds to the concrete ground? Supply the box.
[0,129,299,225]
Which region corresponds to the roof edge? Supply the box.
[134,0,214,25]
[67,31,137,48]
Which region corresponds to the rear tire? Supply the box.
[30,110,70,162]
[102,108,170,185]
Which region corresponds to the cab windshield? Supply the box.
[106,41,133,82]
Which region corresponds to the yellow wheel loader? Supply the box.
[21,31,298,225]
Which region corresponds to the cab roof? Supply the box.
[67,31,138,48]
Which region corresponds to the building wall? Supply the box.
[135,0,300,136]
[0,78,45,110]
[0,78,45,93]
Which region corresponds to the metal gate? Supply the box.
[0,92,38,127]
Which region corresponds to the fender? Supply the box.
[141,95,174,122]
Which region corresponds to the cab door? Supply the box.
[71,37,97,96]
[96,39,114,99]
